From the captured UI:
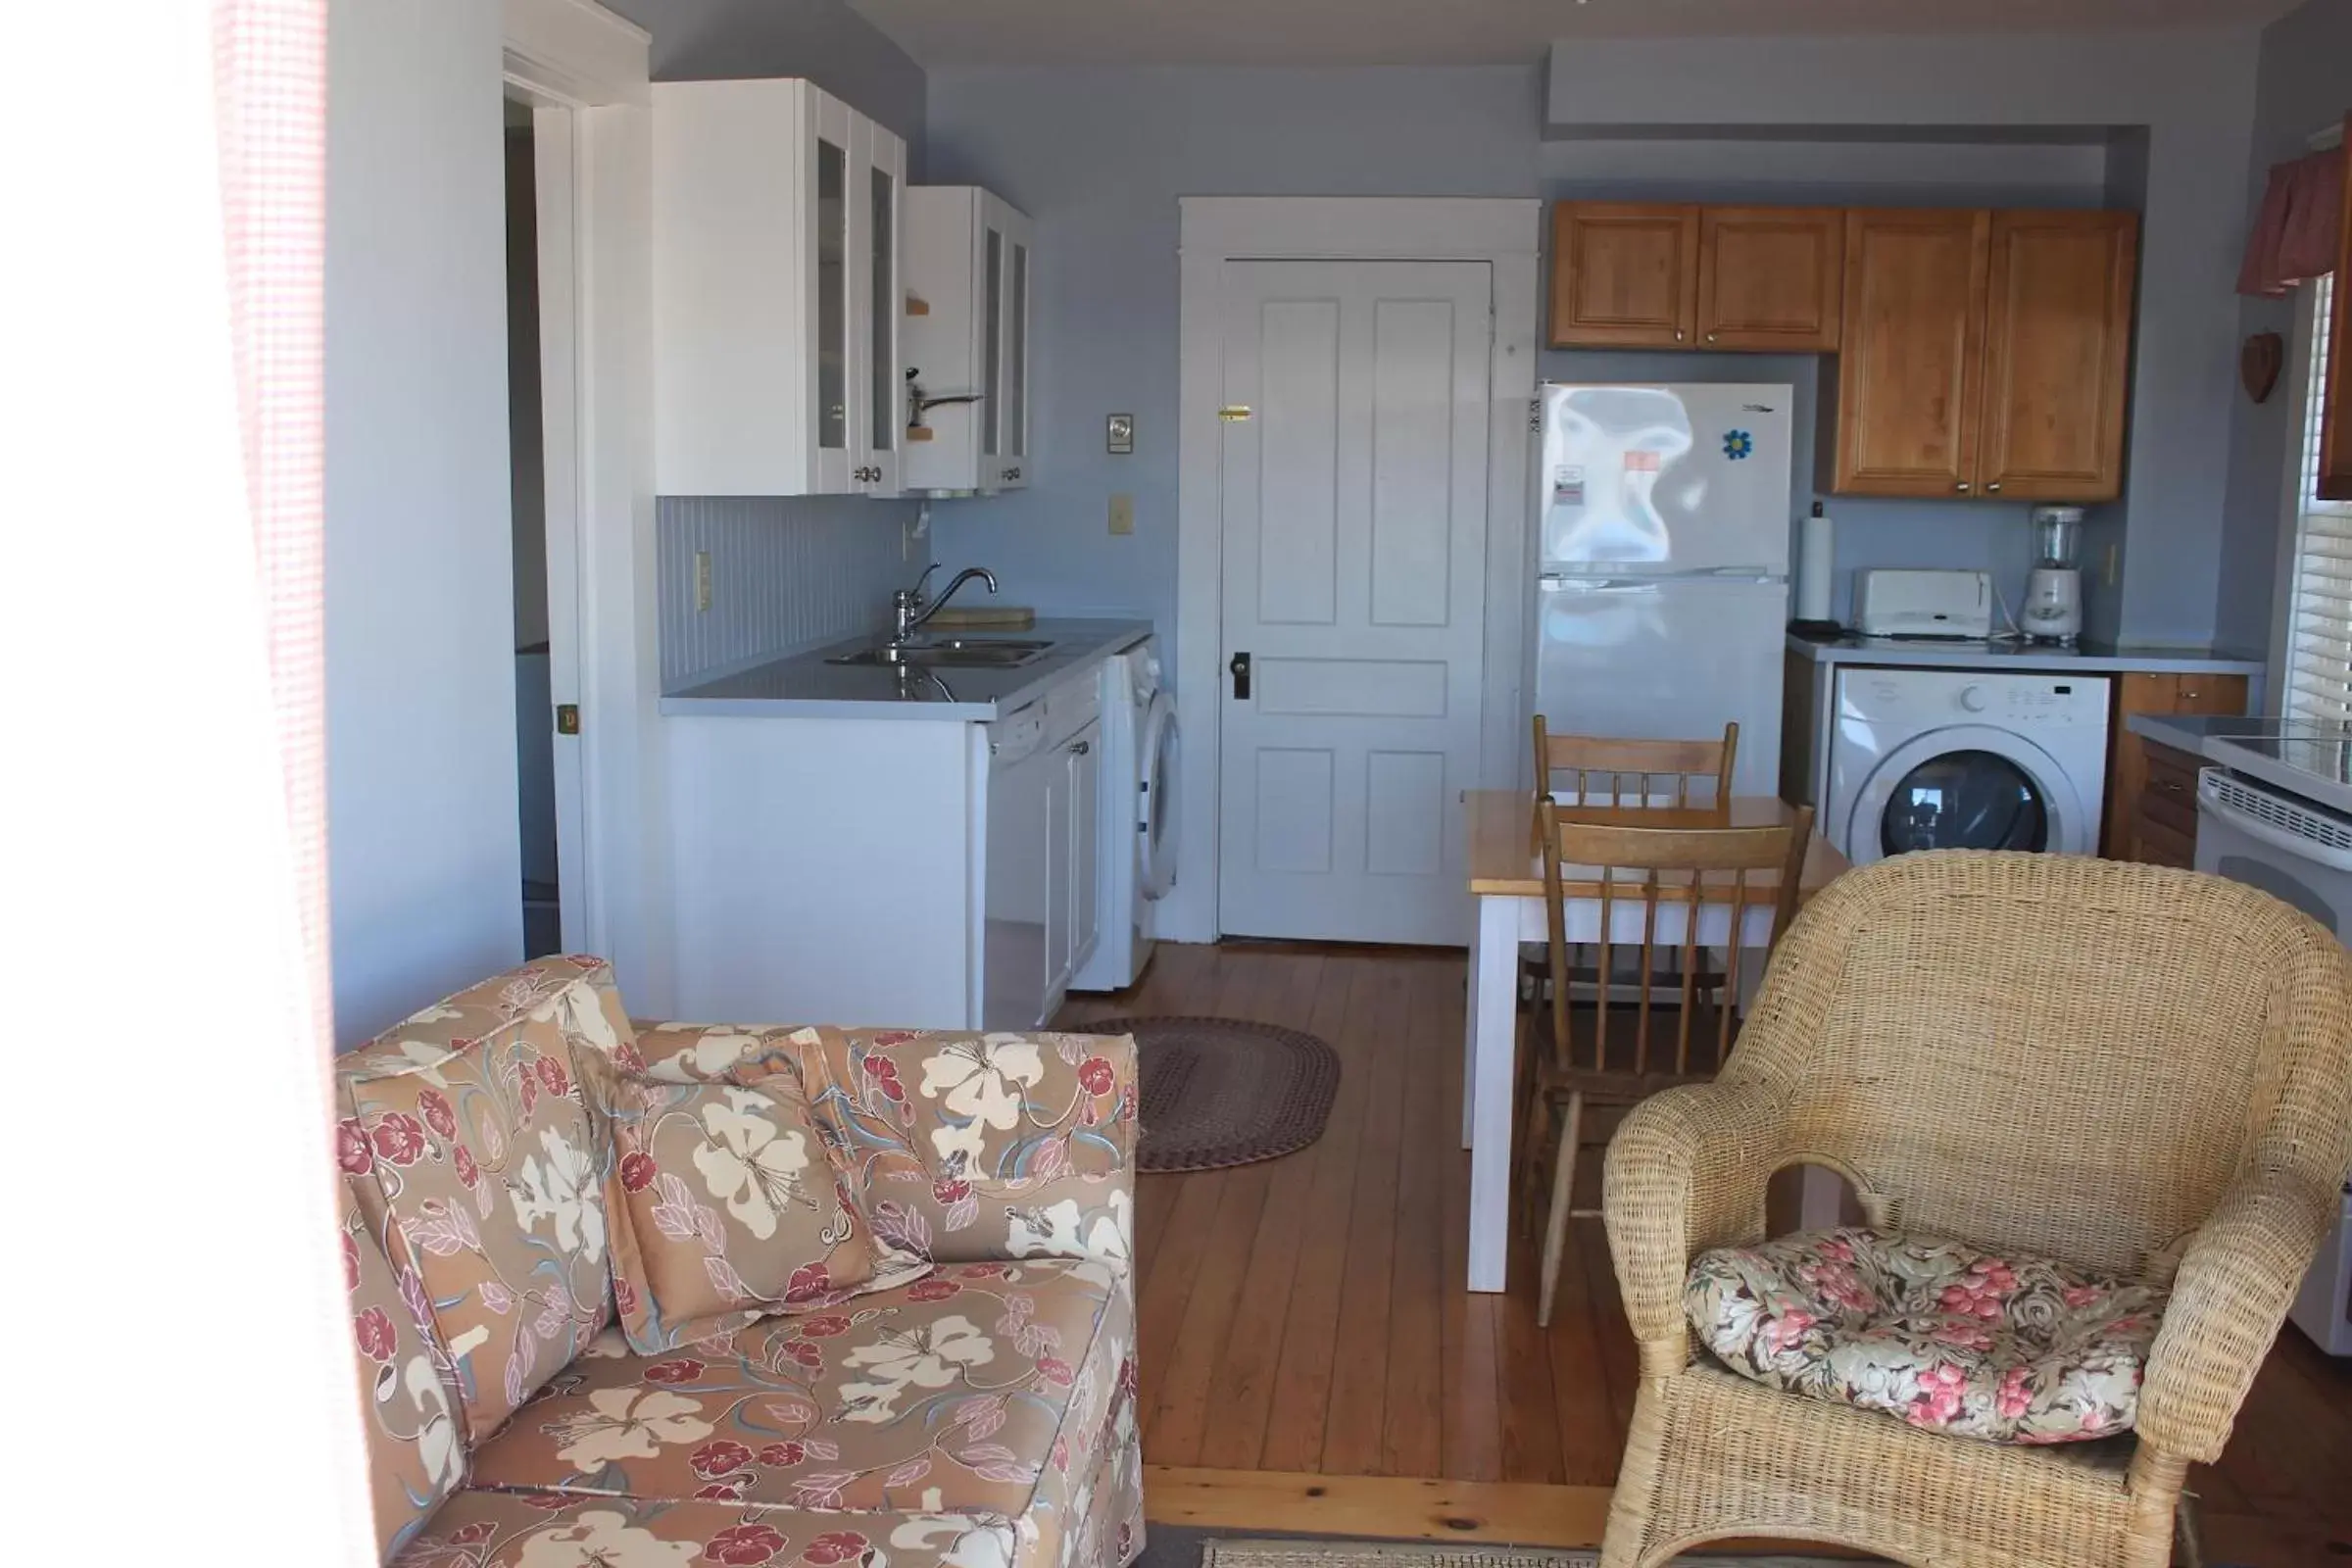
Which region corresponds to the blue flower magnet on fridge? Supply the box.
[1722,429,1753,461]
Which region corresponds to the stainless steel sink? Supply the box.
[827,638,1056,669]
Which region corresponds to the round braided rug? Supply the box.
[1089,1015,1342,1172]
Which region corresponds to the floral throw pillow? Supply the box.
[786,1026,1138,1272]
[583,1057,890,1352]
[336,956,624,1446]
[1685,1227,2168,1445]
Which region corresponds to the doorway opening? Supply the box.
[505,94,561,959]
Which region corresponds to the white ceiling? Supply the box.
[849,0,2299,69]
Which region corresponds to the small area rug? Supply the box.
[1199,1541,1847,1568]
[1090,1015,1341,1172]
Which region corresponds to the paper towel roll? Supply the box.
[1797,506,1835,624]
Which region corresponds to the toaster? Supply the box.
[1854,569,1993,639]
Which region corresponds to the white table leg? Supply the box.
[1466,894,1523,1294]
[1461,906,1486,1148]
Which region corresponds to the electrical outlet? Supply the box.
[1108,494,1135,536]
[695,551,713,612]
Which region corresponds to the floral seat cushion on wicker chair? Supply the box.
[1685,1227,2167,1445]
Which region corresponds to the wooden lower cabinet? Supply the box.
[2132,742,2201,868]
[2103,672,2248,862]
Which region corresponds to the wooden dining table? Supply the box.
[1457,790,1850,1293]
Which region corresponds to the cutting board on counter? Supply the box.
[923,607,1036,630]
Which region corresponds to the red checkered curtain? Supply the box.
[2239,145,2345,298]
[6,0,368,1556]
[215,0,332,1047]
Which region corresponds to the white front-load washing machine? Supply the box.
[1826,665,2112,868]
[1072,638,1178,991]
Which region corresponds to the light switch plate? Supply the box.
[1108,494,1135,536]
[1106,414,1135,455]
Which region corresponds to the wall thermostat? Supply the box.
[1106,414,1135,455]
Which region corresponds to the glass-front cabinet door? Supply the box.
[808,90,854,494]
[851,116,905,495]
[978,195,1035,492]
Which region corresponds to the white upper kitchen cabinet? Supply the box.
[653,79,906,497]
[904,187,1034,494]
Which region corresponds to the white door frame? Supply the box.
[501,0,676,1006]
[1169,197,1542,944]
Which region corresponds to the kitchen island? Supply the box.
[663,620,1152,1030]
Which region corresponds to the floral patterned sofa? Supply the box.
[335,956,1143,1568]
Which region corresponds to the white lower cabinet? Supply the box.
[667,663,1104,1030]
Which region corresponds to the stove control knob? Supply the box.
[1958,685,1989,713]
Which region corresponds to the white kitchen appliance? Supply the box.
[1535,383,1793,797]
[1826,666,2109,865]
[1853,569,1994,639]
[2193,753,2352,1353]
[1072,640,1178,992]
[2024,506,2085,646]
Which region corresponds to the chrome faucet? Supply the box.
[891,564,999,645]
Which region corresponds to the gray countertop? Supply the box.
[660,619,1153,720]
[2125,712,2275,756]
[1788,633,2266,677]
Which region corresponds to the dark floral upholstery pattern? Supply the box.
[1686,1227,2167,1444]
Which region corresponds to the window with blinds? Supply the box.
[2284,270,2352,727]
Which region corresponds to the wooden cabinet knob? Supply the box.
[1956,482,1972,493]
[1706,332,1717,343]
[1987,482,2002,493]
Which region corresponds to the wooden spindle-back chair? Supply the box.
[1522,798,1813,1326]
[1531,714,1739,811]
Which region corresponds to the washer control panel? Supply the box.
[1842,668,2110,729]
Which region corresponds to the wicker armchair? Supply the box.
[1599,852,2352,1568]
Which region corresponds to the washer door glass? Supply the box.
[1881,749,2049,855]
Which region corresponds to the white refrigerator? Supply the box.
[1535,383,1794,800]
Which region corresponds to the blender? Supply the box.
[2025,506,2084,646]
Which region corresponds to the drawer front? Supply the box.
[2133,808,2195,868]
[2139,779,2197,841]
[2143,742,2201,796]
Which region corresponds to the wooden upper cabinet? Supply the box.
[2321,114,2352,503]
[1827,209,1991,497]
[1696,207,1843,351]
[1977,211,2137,502]
[1549,203,1698,348]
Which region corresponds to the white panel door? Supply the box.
[1218,260,1492,944]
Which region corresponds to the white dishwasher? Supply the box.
[2195,763,2352,1355]
[981,674,1102,1031]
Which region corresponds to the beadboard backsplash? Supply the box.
[659,496,916,690]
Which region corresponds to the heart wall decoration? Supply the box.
[2242,331,2283,404]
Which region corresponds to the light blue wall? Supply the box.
[1544,29,2264,648]
[2216,0,2352,661]
[604,0,927,169]
[325,0,521,1044]
[923,41,2260,662]
[606,0,934,684]
[922,67,1545,669]
[1536,141,2112,631]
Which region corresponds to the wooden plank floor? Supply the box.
[1058,940,2352,1563]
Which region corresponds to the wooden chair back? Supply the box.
[1532,715,1739,809]
[1536,799,1814,1079]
